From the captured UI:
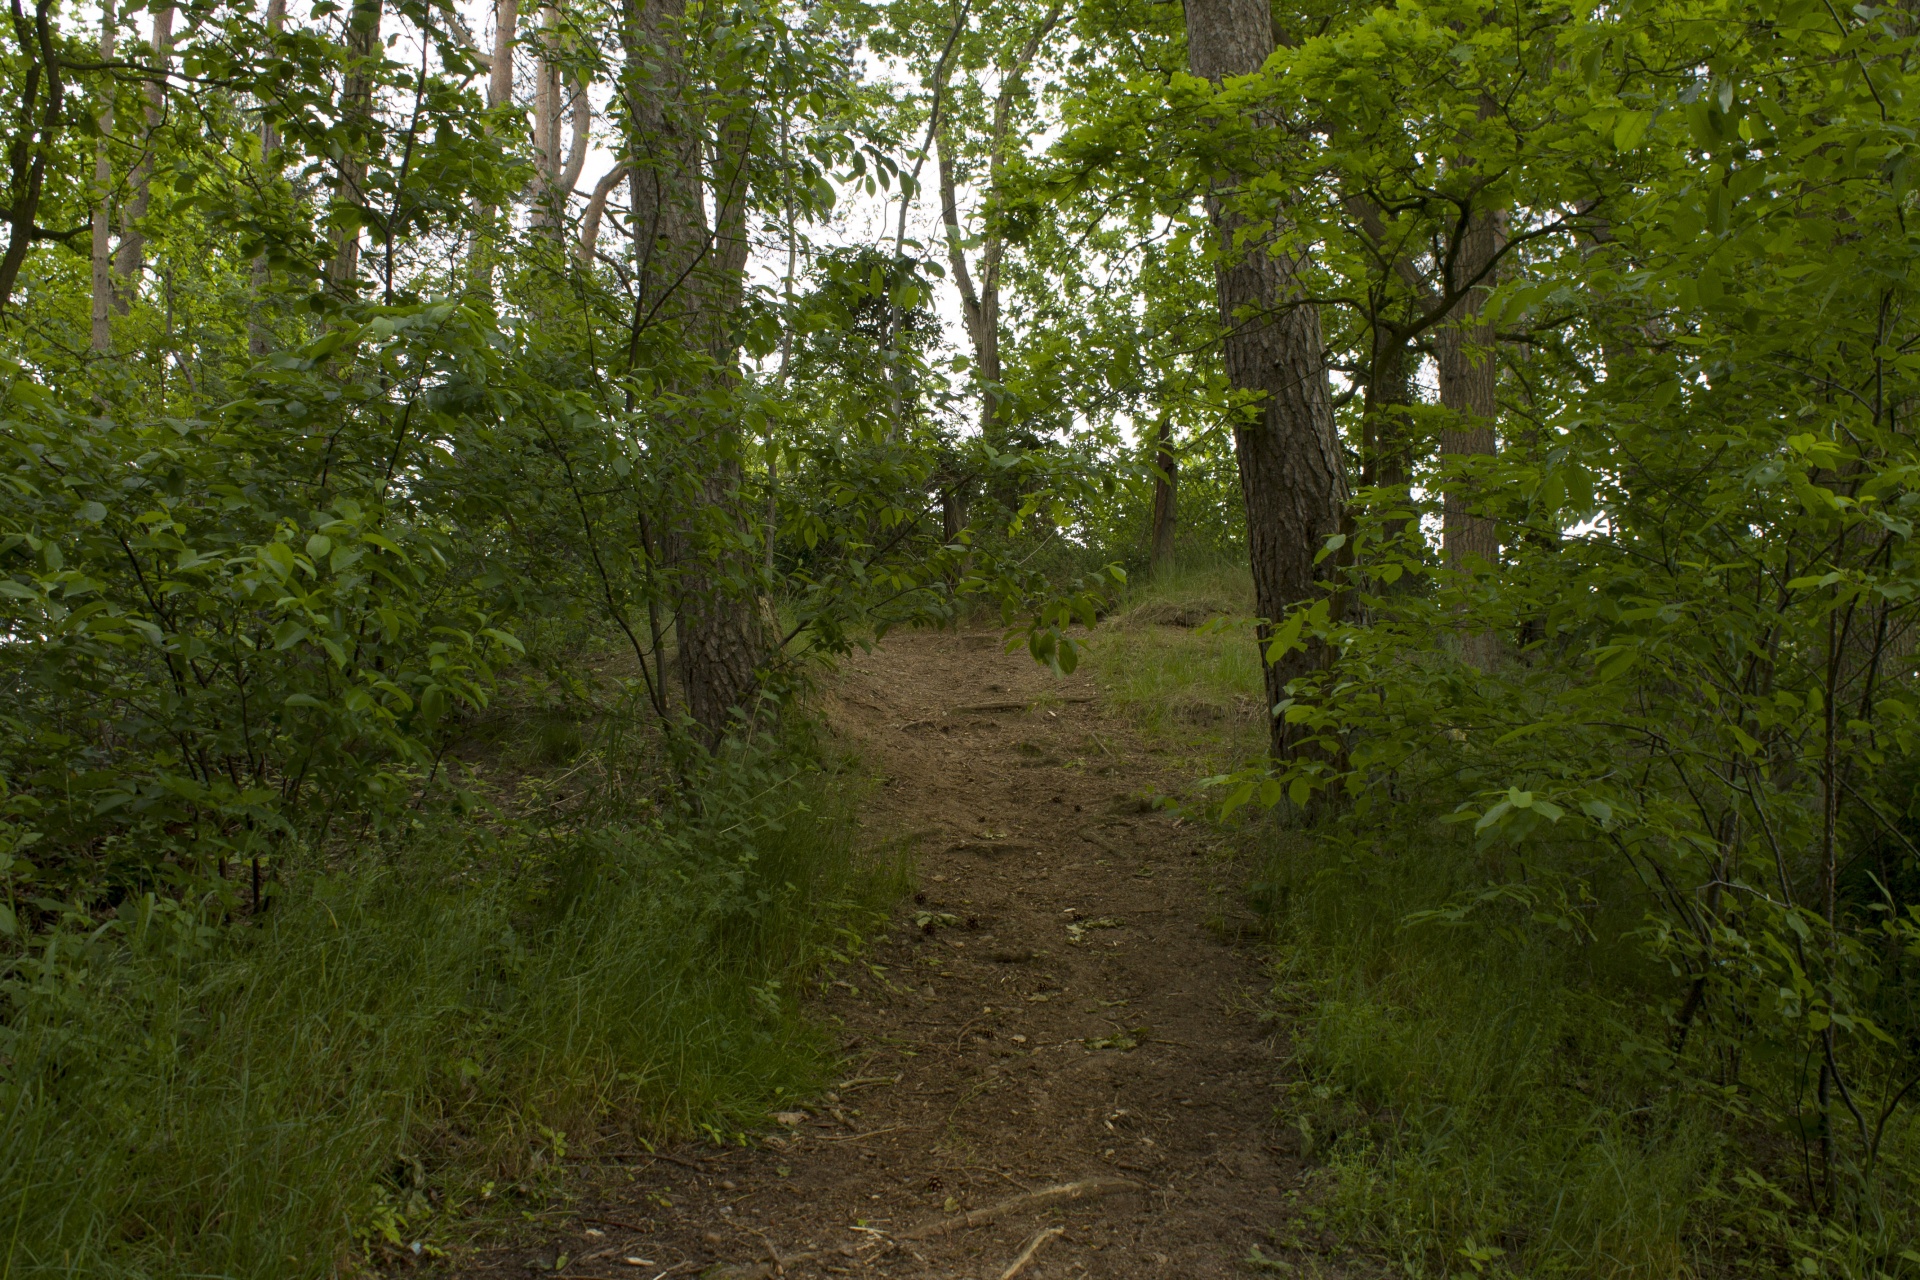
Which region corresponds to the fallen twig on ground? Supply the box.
[996,1226,1065,1280]
[899,1176,1143,1241]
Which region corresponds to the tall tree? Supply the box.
[112,3,171,306]
[88,0,114,352]
[328,0,383,292]
[932,0,1063,477]
[620,0,767,744]
[1184,0,1348,756]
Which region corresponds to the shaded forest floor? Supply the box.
[450,623,1334,1280]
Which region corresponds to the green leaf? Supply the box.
[1613,110,1652,151]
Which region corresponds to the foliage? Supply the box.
[0,730,897,1278]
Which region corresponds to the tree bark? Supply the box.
[89,0,115,353]
[328,0,383,293]
[248,0,286,357]
[577,163,628,265]
[468,0,517,294]
[1149,414,1177,575]
[622,0,767,746]
[530,5,558,219]
[1438,206,1503,666]
[1184,0,1349,757]
[0,0,65,316]
[112,3,171,309]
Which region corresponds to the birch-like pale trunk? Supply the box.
[113,4,172,310]
[88,0,115,353]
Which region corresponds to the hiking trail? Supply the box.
[463,627,1313,1279]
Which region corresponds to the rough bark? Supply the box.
[1185,0,1350,757]
[1359,330,1413,488]
[110,4,170,309]
[1438,206,1503,667]
[89,0,115,352]
[622,0,767,746]
[328,0,383,293]
[1149,414,1177,575]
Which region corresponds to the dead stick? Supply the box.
[900,1177,1141,1241]
[996,1226,1065,1280]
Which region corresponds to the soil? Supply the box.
[457,628,1314,1280]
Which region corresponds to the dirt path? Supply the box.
[470,629,1306,1279]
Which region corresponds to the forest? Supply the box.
[0,0,1918,1272]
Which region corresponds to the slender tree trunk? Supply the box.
[1185,0,1349,757]
[89,0,116,353]
[577,163,628,265]
[248,0,286,357]
[1149,414,1177,575]
[530,5,557,221]
[622,0,767,746]
[328,0,383,293]
[113,4,171,310]
[470,0,518,293]
[1438,207,1503,666]
[933,0,1061,505]
[1359,329,1413,489]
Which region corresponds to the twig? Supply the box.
[899,1177,1142,1240]
[996,1226,1065,1280]
[819,1123,915,1143]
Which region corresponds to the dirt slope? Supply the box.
[464,628,1310,1279]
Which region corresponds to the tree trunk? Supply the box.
[1359,329,1413,489]
[622,0,767,747]
[89,0,115,353]
[112,4,171,309]
[1185,0,1349,758]
[328,0,383,293]
[933,0,1061,504]
[530,5,558,221]
[469,0,518,294]
[1149,414,1177,575]
[248,0,286,357]
[1438,206,1502,667]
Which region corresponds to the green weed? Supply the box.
[0,735,899,1279]
[1090,580,1920,1277]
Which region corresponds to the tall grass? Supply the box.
[0,739,899,1278]
[1086,556,1268,770]
[1086,562,1735,1277]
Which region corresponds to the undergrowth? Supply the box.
[1086,562,1918,1278]
[0,713,903,1279]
